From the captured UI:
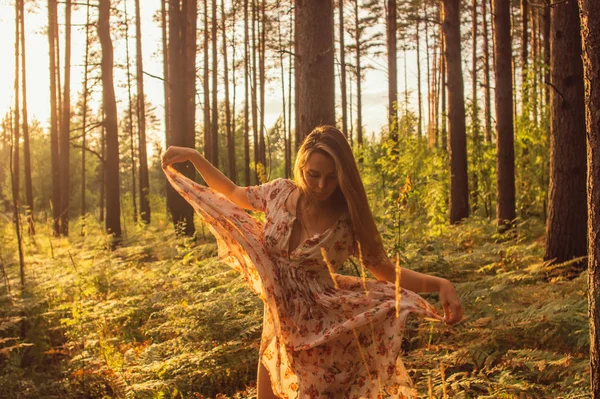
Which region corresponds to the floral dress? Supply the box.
[163,166,442,399]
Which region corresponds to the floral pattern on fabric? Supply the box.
[163,166,442,399]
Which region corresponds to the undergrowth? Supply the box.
[0,210,590,398]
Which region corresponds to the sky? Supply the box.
[0,0,428,154]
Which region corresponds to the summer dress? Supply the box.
[163,166,442,399]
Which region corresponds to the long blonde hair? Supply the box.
[293,125,385,260]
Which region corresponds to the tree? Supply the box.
[211,0,219,167]
[339,0,348,139]
[13,0,20,214]
[135,0,151,224]
[442,0,469,223]
[295,0,335,142]
[48,0,61,236]
[544,1,586,264]
[19,0,34,235]
[386,0,398,141]
[243,0,250,185]
[578,1,600,395]
[223,0,236,182]
[80,0,91,222]
[492,0,516,229]
[167,0,197,236]
[482,0,492,143]
[59,0,72,236]
[98,0,122,241]
[124,0,138,223]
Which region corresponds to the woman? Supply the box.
[161,125,462,399]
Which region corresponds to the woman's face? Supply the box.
[303,151,339,202]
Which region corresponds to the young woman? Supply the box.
[161,125,462,399]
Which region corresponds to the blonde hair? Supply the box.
[293,125,385,261]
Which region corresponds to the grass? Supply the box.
[0,210,591,399]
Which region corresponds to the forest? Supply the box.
[1,0,599,397]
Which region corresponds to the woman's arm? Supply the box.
[369,260,463,325]
[161,146,256,210]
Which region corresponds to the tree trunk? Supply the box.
[520,0,528,111]
[99,119,105,222]
[386,0,397,141]
[124,0,138,224]
[59,0,71,236]
[203,0,211,163]
[135,0,151,224]
[353,0,363,147]
[48,0,60,236]
[80,0,91,223]
[98,0,122,241]
[13,0,20,213]
[442,0,469,223]
[492,0,516,229]
[19,0,34,235]
[167,0,196,237]
[161,0,172,216]
[339,0,348,139]
[424,3,432,142]
[244,0,250,185]
[259,0,266,169]
[577,1,600,395]
[295,0,335,142]
[416,15,423,138]
[9,123,25,288]
[471,0,480,213]
[252,0,259,173]
[223,0,236,182]
[277,2,289,177]
[544,0,587,264]
[211,0,219,168]
[482,0,492,143]
[441,34,447,150]
[542,5,550,111]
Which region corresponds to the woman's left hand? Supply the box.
[439,279,463,325]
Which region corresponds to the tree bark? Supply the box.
[482,0,492,143]
[416,15,423,138]
[387,0,397,141]
[252,0,259,171]
[223,0,236,182]
[259,0,266,169]
[203,0,211,163]
[578,2,600,396]
[135,0,151,224]
[492,0,516,229]
[339,0,348,139]
[520,0,529,110]
[211,0,219,168]
[544,0,587,264]
[13,0,20,214]
[124,0,138,224]
[98,0,121,241]
[244,0,250,185]
[59,0,72,236]
[353,0,363,147]
[80,0,91,223]
[442,0,469,224]
[471,0,480,213]
[295,0,335,142]
[19,0,34,235]
[48,0,61,236]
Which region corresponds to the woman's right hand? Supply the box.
[161,146,199,168]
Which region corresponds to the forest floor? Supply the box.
[0,214,591,399]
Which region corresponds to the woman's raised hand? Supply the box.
[161,146,199,168]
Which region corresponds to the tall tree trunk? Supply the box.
[223,0,236,182]
[167,0,196,236]
[124,0,138,224]
[520,0,528,112]
[9,123,25,288]
[339,0,348,139]
[544,0,586,264]
[81,0,90,223]
[353,0,363,147]
[203,0,211,163]
[13,0,20,213]
[48,0,60,236]
[295,0,335,143]
[287,2,293,159]
[251,0,260,174]
[386,0,397,141]
[259,0,266,169]
[135,0,151,224]
[19,0,34,235]
[442,0,469,223]
[424,3,432,142]
[277,1,289,177]
[577,1,600,395]
[99,119,105,223]
[98,0,121,241]
[243,0,250,185]
[59,0,71,236]
[531,6,539,124]
[211,0,219,168]
[492,0,516,229]
[542,5,550,111]
[441,32,447,150]
[471,0,480,212]
[482,0,492,143]
[416,15,423,138]
[161,0,172,216]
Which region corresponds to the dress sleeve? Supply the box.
[245,178,285,212]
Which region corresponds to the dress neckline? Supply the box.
[281,181,346,254]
